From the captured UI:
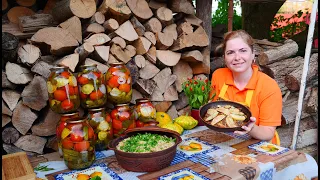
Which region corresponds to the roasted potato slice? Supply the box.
[230,113,246,121]
[207,109,218,116]
[226,115,237,128]
[211,114,226,125]
[205,110,219,121]
[216,107,230,116]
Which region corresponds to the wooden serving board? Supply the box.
[2,152,36,180]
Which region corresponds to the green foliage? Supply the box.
[182,78,215,109]
[269,10,309,42]
[211,0,242,30]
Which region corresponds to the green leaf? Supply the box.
[91,176,102,180]
[198,95,203,104]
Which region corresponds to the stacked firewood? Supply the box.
[2,0,211,155]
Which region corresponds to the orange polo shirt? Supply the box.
[210,65,282,127]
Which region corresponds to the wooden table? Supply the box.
[29,126,318,180]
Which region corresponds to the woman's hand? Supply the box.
[234,117,256,135]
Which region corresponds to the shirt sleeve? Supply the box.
[210,71,218,101]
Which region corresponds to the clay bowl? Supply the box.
[108,126,182,172]
[199,101,252,132]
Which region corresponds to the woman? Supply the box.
[210,30,282,144]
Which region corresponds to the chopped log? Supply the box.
[2,144,29,155]
[59,16,82,43]
[165,74,177,91]
[145,45,157,64]
[52,0,96,23]
[306,87,318,114]
[173,61,193,92]
[130,89,143,104]
[168,0,194,15]
[2,23,34,39]
[2,127,20,144]
[2,71,17,89]
[111,37,126,49]
[110,44,131,63]
[16,0,36,8]
[166,104,178,119]
[2,115,11,127]
[177,106,191,116]
[91,46,110,63]
[144,31,156,45]
[149,0,167,11]
[103,18,119,33]
[46,136,58,152]
[156,50,181,66]
[181,14,203,27]
[31,60,54,79]
[126,0,153,21]
[285,53,318,92]
[108,54,119,64]
[134,36,152,55]
[21,76,48,111]
[154,101,172,112]
[155,32,174,50]
[173,93,189,110]
[74,42,94,62]
[98,0,132,24]
[156,7,173,26]
[2,0,8,13]
[85,23,105,34]
[144,17,162,33]
[30,27,79,56]
[181,50,203,63]
[84,33,111,46]
[189,47,210,75]
[90,12,105,24]
[5,62,33,85]
[2,90,20,111]
[2,100,12,116]
[130,16,146,36]
[115,20,139,42]
[139,60,160,79]
[253,39,282,47]
[85,58,109,74]
[152,67,172,93]
[17,44,41,67]
[260,39,299,65]
[134,55,146,68]
[124,45,137,58]
[163,24,178,41]
[55,53,79,72]
[134,78,157,96]
[2,32,19,64]
[14,135,47,154]
[177,22,193,35]
[170,26,209,51]
[12,100,38,135]
[282,93,310,124]
[193,74,208,81]
[31,108,61,136]
[150,86,164,101]
[18,14,56,33]
[125,60,139,85]
[43,0,56,14]
[7,6,35,24]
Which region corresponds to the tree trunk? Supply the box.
[196,0,212,51]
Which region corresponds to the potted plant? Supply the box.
[182,77,215,125]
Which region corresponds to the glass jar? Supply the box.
[56,112,80,156]
[111,104,135,137]
[135,98,157,127]
[87,108,113,151]
[47,66,80,114]
[61,117,95,170]
[77,64,107,109]
[105,62,132,104]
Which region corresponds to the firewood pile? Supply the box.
[2,0,211,155]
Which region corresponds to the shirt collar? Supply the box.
[225,64,259,90]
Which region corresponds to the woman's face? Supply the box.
[224,37,254,73]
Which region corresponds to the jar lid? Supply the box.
[88,107,105,112]
[80,64,97,68]
[109,62,124,66]
[50,66,68,71]
[116,103,129,107]
[61,112,79,117]
[136,98,150,103]
[66,117,86,123]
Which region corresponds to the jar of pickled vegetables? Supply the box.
[111,104,135,137]
[47,66,80,114]
[56,112,80,156]
[77,64,107,109]
[105,62,132,104]
[134,98,157,127]
[61,117,95,170]
[87,108,113,151]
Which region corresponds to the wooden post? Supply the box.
[290,0,318,150]
[228,0,233,31]
[196,0,212,51]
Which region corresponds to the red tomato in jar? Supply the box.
[61,71,70,79]
[80,92,87,99]
[62,85,75,95]
[128,122,135,129]
[56,122,66,137]
[54,90,67,101]
[89,90,103,101]
[70,130,84,142]
[105,114,112,122]
[93,72,101,78]
[88,127,94,139]
[62,138,74,149]
[74,141,90,152]
[110,109,118,119]
[112,119,122,130]
[107,76,119,88]
[61,100,74,110]
[108,67,118,74]
[118,111,130,121]
[118,84,130,93]
[73,86,79,95]
[136,120,144,127]
[77,76,89,85]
